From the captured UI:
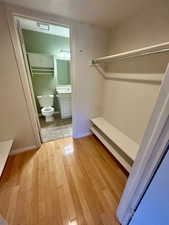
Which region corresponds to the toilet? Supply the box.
[37,95,54,122]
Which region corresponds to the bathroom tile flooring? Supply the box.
[40,114,72,128]
[39,114,72,143]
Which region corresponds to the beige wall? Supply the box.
[0,5,36,150]
[102,2,169,144]
[72,23,109,137]
[103,78,161,144]
[109,1,169,53]
[0,3,110,151]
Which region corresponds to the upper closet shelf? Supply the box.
[92,41,169,64]
[27,52,55,76]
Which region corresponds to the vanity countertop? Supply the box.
[56,86,72,94]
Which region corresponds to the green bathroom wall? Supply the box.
[22,29,70,113]
[22,29,69,55]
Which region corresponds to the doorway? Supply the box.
[16,16,72,143]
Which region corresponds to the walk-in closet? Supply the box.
[91,42,169,172]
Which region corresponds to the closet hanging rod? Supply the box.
[92,41,169,64]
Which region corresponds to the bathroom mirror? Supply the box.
[56,59,70,85]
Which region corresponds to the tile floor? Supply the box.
[39,114,72,143]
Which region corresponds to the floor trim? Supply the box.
[10,145,37,155]
[74,131,92,139]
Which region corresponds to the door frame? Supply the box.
[6,6,75,147]
[117,64,169,225]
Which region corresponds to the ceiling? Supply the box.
[17,17,70,38]
[3,0,157,27]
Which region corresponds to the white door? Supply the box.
[129,142,169,225]
[16,19,41,133]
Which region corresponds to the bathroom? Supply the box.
[19,17,72,143]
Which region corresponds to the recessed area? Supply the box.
[18,16,72,142]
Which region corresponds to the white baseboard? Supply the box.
[73,131,92,139]
[10,145,37,155]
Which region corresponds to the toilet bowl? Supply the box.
[37,95,54,122]
[41,106,54,122]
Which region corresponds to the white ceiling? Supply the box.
[17,17,70,38]
[4,0,156,27]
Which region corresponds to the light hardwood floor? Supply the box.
[0,135,127,225]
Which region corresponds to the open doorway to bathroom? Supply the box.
[16,17,72,143]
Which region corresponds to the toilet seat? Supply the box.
[41,106,54,113]
[41,106,54,121]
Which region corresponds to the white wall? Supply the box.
[0,3,110,151]
[101,1,169,144]
[72,23,109,137]
[103,77,160,144]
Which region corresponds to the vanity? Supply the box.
[56,86,72,119]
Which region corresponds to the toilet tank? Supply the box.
[37,95,54,107]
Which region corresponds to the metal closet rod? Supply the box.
[92,42,169,64]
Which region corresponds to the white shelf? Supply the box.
[93,41,169,63]
[0,140,13,176]
[91,126,132,172]
[91,117,139,163]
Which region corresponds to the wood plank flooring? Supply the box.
[0,135,127,225]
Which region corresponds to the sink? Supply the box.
[56,85,72,94]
